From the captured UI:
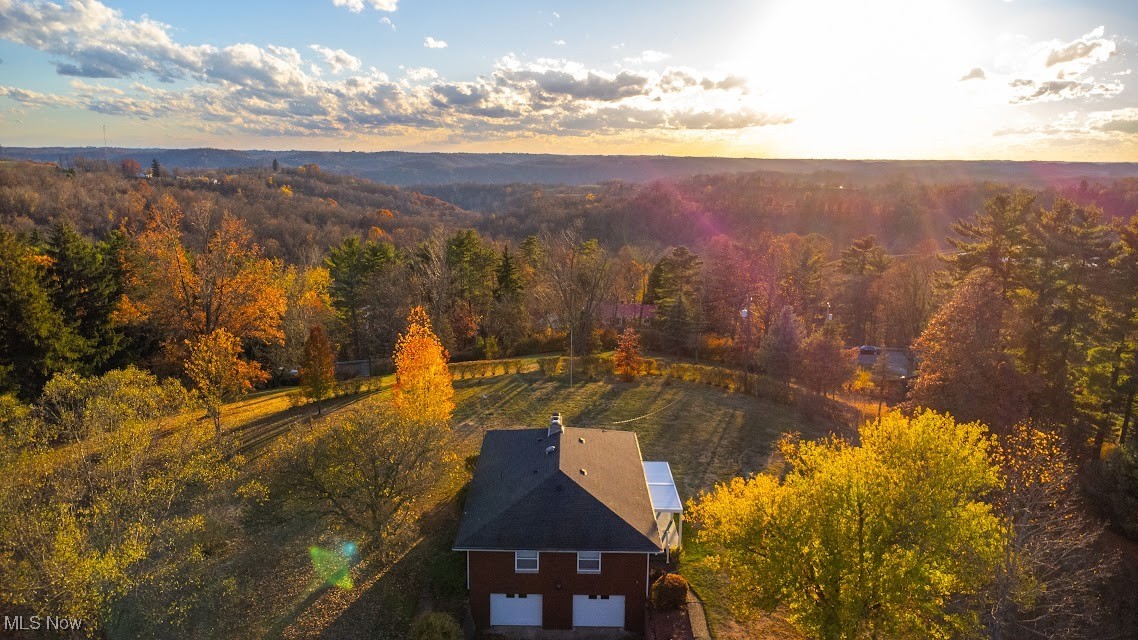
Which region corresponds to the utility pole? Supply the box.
[741,295,752,392]
[569,288,575,388]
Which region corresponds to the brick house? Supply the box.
[453,414,682,633]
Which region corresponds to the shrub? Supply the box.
[411,612,462,640]
[429,552,468,600]
[508,329,567,356]
[537,356,564,376]
[650,573,689,611]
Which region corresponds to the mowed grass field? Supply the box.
[208,369,843,639]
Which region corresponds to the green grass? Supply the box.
[452,372,840,499]
[206,369,843,639]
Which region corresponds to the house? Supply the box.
[454,413,682,634]
[597,303,656,329]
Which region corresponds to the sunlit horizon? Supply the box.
[2,0,1137,161]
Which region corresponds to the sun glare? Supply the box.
[736,0,993,158]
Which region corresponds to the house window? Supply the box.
[515,550,539,573]
[577,551,602,573]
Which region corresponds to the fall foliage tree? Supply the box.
[392,306,455,426]
[0,368,236,636]
[274,403,455,546]
[909,269,1028,429]
[613,327,643,381]
[185,328,267,440]
[689,410,1002,640]
[120,158,141,178]
[300,325,335,415]
[126,195,286,364]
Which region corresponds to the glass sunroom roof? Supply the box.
[643,461,682,513]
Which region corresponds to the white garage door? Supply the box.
[572,594,625,628]
[490,593,542,626]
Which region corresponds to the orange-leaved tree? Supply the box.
[613,327,643,381]
[185,328,268,441]
[125,195,286,360]
[392,306,454,426]
[301,324,336,415]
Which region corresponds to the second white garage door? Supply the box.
[490,593,542,626]
[572,594,625,628]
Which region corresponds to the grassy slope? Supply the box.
[206,370,841,639]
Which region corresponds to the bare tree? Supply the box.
[532,223,613,356]
[982,425,1117,640]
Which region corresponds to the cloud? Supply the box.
[959,67,986,81]
[1009,78,1123,104]
[380,16,395,30]
[624,50,670,64]
[1045,26,1113,68]
[331,0,397,12]
[998,26,1123,104]
[310,45,362,73]
[1087,108,1138,135]
[0,0,789,142]
[0,85,76,108]
[553,39,565,46]
[424,37,447,49]
[404,67,438,81]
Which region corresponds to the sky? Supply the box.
[1,0,1138,160]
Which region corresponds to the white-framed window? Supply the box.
[515,550,539,573]
[577,551,602,574]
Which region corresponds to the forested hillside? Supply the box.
[3,158,1138,638]
[0,159,475,263]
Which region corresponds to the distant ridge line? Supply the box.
[4,146,1137,186]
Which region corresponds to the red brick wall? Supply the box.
[467,550,650,632]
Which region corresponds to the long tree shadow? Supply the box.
[229,388,385,458]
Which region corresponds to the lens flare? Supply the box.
[308,543,358,590]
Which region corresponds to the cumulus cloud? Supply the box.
[624,50,670,64]
[424,36,447,49]
[404,66,438,81]
[331,0,397,12]
[1001,26,1123,104]
[1045,26,1114,68]
[0,85,76,108]
[959,67,986,81]
[310,45,362,73]
[1009,78,1123,104]
[0,0,788,141]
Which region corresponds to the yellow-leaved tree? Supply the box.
[392,306,454,426]
[688,409,1003,640]
[185,328,267,440]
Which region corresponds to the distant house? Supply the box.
[597,303,656,329]
[454,414,682,633]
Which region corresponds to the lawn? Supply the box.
[203,368,845,639]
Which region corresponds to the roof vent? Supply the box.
[579,468,587,476]
[545,445,556,455]
[578,437,585,444]
[548,412,564,436]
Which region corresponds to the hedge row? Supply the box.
[448,358,531,380]
[533,356,856,425]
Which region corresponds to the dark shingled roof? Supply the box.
[453,426,664,553]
